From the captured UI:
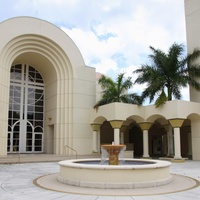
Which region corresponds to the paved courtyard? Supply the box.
[0,159,200,200]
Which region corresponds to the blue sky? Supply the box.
[0,0,188,101]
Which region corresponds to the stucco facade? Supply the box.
[185,0,200,102]
[0,1,200,160]
[184,0,200,160]
[0,17,96,156]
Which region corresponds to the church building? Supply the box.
[0,0,200,160]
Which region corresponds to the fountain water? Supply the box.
[57,144,172,189]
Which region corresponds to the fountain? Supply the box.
[57,144,172,189]
[100,144,126,165]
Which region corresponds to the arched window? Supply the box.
[8,64,44,153]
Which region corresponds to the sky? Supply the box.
[0,0,188,103]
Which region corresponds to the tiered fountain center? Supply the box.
[101,144,126,165]
[58,144,172,189]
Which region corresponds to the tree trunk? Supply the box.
[167,87,172,101]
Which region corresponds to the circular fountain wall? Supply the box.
[58,158,172,189]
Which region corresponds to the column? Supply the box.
[120,125,127,144]
[174,127,181,159]
[169,119,184,159]
[162,133,168,156]
[188,132,192,157]
[114,129,120,145]
[109,120,123,145]
[138,122,152,158]
[91,124,101,153]
[163,124,174,157]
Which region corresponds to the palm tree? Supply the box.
[94,73,141,109]
[133,43,200,107]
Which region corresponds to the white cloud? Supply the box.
[60,0,186,67]
[181,87,190,101]
[119,65,146,95]
[61,26,120,74]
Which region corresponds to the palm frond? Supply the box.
[155,89,167,108]
[133,43,200,107]
[94,73,140,109]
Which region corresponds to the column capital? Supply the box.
[169,119,184,128]
[138,122,152,130]
[109,120,123,129]
[90,123,101,131]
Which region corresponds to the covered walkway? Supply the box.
[90,100,200,160]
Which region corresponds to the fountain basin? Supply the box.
[58,158,172,189]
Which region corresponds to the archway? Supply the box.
[100,121,114,144]
[127,123,143,157]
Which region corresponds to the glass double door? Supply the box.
[7,64,44,153]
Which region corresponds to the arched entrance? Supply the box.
[7,64,44,153]
[128,124,143,157]
[100,121,114,144]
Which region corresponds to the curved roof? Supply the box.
[0,16,86,78]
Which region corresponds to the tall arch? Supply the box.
[0,17,95,156]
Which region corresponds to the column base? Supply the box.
[141,156,152,159]
[142,154,150,158]
[172,158,187,163]
[174,156,182,159]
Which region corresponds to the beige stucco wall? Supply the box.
[91,100,200,124]
[191,120,200,160]
[185,0,200,160]
[0,17,96,156]
[185,0,200,102]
